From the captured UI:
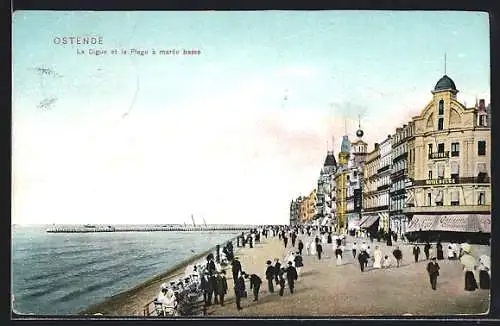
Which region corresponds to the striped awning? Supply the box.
[406,214,490,233]
[359,215,379,229]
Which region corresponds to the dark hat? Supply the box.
[431,256,437,260]
[221,270,226,274]
[266,260,272,264]
[288,261,293,265]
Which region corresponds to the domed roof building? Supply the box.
[433,74,458,92]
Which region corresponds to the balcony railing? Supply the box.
[428,151,449,159]
[403,204,490,214]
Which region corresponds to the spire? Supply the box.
[444,52,447,75]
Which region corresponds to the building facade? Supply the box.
[289,196,302,225]
[404,75,491,241]
[315,149,337,225]
[334,135,351,233]
[377,135,392,232]
[389,122,414,236]
[346,126,368,232]
[361,143,381,233]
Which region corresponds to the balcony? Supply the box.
[377,165,391,174]
[428,151,449,159]
[403,204,490,214]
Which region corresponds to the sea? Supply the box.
[11,225,241,315]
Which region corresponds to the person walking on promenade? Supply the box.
[234,271,246,310]
[316,242,323,260]
[206,254,216,274]
[200,271,212,306]
[478,255,491,290]
[278,268,286,296]
[447,244,455,260]
[413,245,421,263]
[283,235,289,248]
[373,246,382,269]
[382,255,392,268]
[358,249,369,272]
[294,252,304,276]
[424,242,431,260]
[291,232,297,247]
[286,261,298,294]
[209,271,218,305]
[265,260,275,293]
[231,257,242,282]
[426,256,440,290]
[274,258,281,284]
[460,244,478,291]
[436,241,444,260]
[298,240,304,255]
[335,246,343,265]
[352,242,358,259]
[215,271,228,306]
[245,272,262,301]
[393,246,403,267]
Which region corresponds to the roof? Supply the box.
[434,75,457,92]
[323,152,337,167]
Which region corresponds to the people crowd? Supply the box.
[149,224,490,316]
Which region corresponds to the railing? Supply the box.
[428,151,449,159]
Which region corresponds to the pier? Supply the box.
[46,225,257,233]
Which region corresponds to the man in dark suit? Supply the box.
[286,261,298,294]
[274,258,281,284]
[200,271,211,306]
[245,272,262,301]
[413,245,421,263]
[234,271,246,310]
[231,257,242,282]
[215,271,228,306]
[265,260,275,293]
[298,240,304,255]
[209,271,217,305]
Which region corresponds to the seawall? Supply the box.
[79,233,244,316]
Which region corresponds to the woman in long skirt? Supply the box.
[460,244,478,291]
[479,255,491,290]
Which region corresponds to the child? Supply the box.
[383,255,391,268]
[426,256,440,290]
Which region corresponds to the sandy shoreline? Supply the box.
[79,234,241,316]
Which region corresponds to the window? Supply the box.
[438,143,445,153]
[428,170,433,180]
[451,142,460,157]
[435,190,443,206]
[427,193,432,206]
[428,144,433,155]
[437,165,444,179]
[478,141,486,156]
[450,162,459,180]
[479,114,487,127]
[451,191,459,206]
[438,118,444,130]
[478,191,486,205]
[438,100,444,115]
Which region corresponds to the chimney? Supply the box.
[479,99,486,111]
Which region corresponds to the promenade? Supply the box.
[206,234,490,316]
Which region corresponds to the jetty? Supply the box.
[46,224,257,233]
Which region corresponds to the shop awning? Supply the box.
[360,215,379,229]
[406,214,490,233]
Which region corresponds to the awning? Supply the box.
[451,190,459,202]
[348,219,361,230]
[434,190,443,203]
[406,214,490,233]
[360,215,379,229]
[405,191,414,205]
[450,162,459,174]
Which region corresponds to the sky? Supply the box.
[12,11,490,225]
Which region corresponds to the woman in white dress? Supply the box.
[373,246,382,269]
[310,239,317,255]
